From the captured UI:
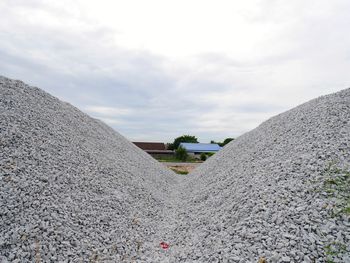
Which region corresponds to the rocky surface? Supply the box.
[0,76,179,262]
[1,76,349,262]
[176,88,350,262]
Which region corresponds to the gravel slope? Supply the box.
[176,89,350,262]
[1,76,349,262]
[0,76,180,262]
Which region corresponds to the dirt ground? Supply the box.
[162,162,201,174]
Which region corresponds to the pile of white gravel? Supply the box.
[1,76,349,262]
[0,76,180,262]
[173,88,350,262]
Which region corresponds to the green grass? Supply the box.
[321,164,350,261]
[342,206,350,214]
[323,164,350,216]
[324,242,347,262]
[170,168,189,175]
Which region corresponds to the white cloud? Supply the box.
[98,117,122,125]
[1,0,350,142]
[85,106,132,117]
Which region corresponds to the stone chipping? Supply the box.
[0,76,180,262]
[1,75,349,262]
[175,89,350,262]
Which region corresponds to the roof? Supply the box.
[179,143,221,153]
[133,142,167,151]
[142,150,174,154]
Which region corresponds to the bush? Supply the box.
[175,146,188,162]
[200,153,207,161]
[207,152,215,157]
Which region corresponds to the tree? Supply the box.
[222,138,234,146]
[169,135,198,150]
[175,146,188,161]
[210,138,234,147]
[200,153,207,161]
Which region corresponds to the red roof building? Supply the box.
[133,142,174,154]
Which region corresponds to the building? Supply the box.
[179,143,221,155]
[133,142,174,158]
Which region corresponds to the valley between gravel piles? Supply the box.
[1,76,349,262]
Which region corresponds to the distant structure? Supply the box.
[133,142,174,158]
[179,143,221,155]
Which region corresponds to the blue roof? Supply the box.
[179,143,221,153]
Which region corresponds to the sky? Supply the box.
[1,0,350,143]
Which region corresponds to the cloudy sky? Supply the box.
[1,0,349,143]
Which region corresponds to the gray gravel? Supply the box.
[176,88,350,262]
[0,76,180,262]
[1,76,349,262]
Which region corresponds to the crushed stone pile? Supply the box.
[174,88,350,262]
[0,76,179,262]
[1,76,349,262]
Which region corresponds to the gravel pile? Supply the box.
[1,76,349,262]
[0,76,179,262]
[174,88,350,262]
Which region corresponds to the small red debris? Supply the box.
[160,242,169,249]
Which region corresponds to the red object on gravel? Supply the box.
[160,242,169,249]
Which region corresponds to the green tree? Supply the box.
[175,146,188,161]
[222,138,234,146]
[169,135,198,150]
[210,138,234,147]
[166,143,174,150]
[200,152,207,161]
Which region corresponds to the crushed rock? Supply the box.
[1,76,349,262]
